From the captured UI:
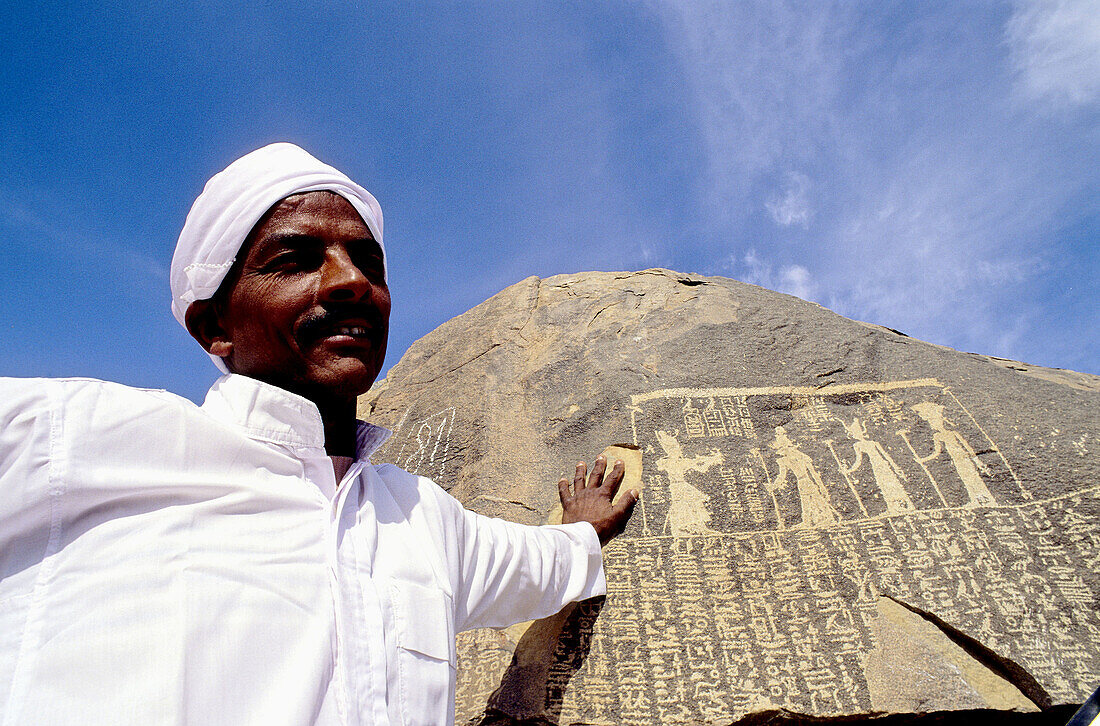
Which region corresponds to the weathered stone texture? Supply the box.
[358,269,1099,724]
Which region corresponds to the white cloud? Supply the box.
[642,1,850,219]
[766,172,812,228]
[642,2,1100,369]
[824,159,1025,315]
[779,264,816,300]
[1006,0,1100,110]
[733,250,819,302]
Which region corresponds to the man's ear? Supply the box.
[184,299,233,360]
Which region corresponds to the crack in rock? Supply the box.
[474,495,539,513]
[413,343,502,385]
[881,595,1053,709]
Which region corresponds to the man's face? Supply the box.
[211,191,390,401]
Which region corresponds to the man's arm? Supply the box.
[559,455,638,545]
[432,455,634,633]
[411,454,638,633]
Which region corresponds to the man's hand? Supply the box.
[559,456,639,546]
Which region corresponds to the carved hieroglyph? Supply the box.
[449,379,1098,722]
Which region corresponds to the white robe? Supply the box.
[0,374,605,726]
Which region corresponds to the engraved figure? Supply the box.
[654,429,723,537]
[910,402,996,507]
[409,420,433,470]
[768,426,840,528]
[703,398,727,437]
[840,417,915,515]
[753,447,787,528]
[395,407,455,477]
[683,399,706,438]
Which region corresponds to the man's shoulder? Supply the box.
[371,462,461,508]
[0,376,198,420]
[368,464,471,549]
[371,461,432,489]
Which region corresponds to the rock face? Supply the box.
[358,269,1099,725]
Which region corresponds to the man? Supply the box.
[0,143,637,725]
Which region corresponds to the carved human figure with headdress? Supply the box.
[840,417,915,515]
[768,426,840,528]
[655,429,723,537]
[910,402,995,507]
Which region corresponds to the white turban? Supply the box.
[170,142,385,372]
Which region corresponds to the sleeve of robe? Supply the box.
[451,503,606,633]
[374,463,606,634]
[0,378,54,552]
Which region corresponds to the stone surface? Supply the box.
[358,269,1099,724]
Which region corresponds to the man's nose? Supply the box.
[318,249,371,303]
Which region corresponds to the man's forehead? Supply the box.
[254,191,376,242]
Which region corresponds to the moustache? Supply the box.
[297,304,387,342]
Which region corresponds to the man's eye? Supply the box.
[268,250,320,271]
[360,260,386,281]
[353,252,386,281]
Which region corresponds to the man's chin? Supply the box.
[310,359,382,399]
[226,350,381,404]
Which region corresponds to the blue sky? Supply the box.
[2,0,1097,403]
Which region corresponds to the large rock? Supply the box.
[358,269,1098,724]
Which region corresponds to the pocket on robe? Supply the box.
[389,580,456,666]
[389,582,457,724]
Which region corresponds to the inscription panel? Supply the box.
[543,378,1097,720]
[629,379,1033,537]
[446,379,1097,722]
[553,490,1100,720]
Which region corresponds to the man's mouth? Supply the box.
[330,325,371,338]
[299,307,385,345]
[312,320,378,344]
